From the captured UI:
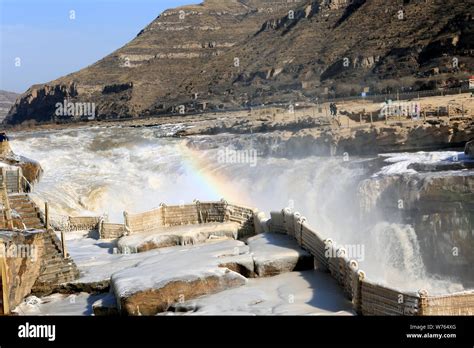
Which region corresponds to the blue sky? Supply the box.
[0,0,201,93]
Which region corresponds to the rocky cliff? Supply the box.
[0,136,43,185]
[0,90,18,122]
[184,116,474,157]
[4,0,473,125]
[359,172,474,287]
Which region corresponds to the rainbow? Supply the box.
[177,142,253,206]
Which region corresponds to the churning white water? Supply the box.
[9,126,466,293]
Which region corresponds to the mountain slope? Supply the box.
[4,0,301,125]
[0,90,18,122]
[4,0,473,125]
[188,0,473,105]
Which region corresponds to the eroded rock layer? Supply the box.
[4,0,473,125]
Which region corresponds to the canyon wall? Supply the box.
[359,173,474,286]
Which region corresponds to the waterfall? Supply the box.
[363,223,426,285]
[8,125,468,292]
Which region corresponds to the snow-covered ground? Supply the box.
[166,271,354,316]
[13,293,107,316]
[65,230,249,287]
[376,151,472,176]
[61,231,158,285]
[248,233,312,276]
[117,221,240,253]
[12,230,355,316]
[14,271,355,316]
[111,239,250,301]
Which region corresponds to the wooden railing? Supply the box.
[266,208,474,316]
[120,200,255,239]
[99,221,126,239]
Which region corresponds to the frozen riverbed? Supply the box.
[167,271,354,316]
[14,230,353,316]
[14,271,354,316]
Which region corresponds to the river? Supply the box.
[8,125,473,294]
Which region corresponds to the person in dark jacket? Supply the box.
[330,103,338,117]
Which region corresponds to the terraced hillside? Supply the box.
[4,0,473,125]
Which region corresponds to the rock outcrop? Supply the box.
[248,233,313,277]
[1,229,80,311]
[0,134,43,185]
[111,240,250,315]
[169,270,355,315]
[0,231,44,312]
[0,90,18,123]
[185,116,474,157]
[359,172,474,286]
[104,233,317,315]
[4,0,473,125]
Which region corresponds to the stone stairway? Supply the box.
[0,168,22,194]
[7,194,44,229]
[32,230,80,295]
[2,194,81,295]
